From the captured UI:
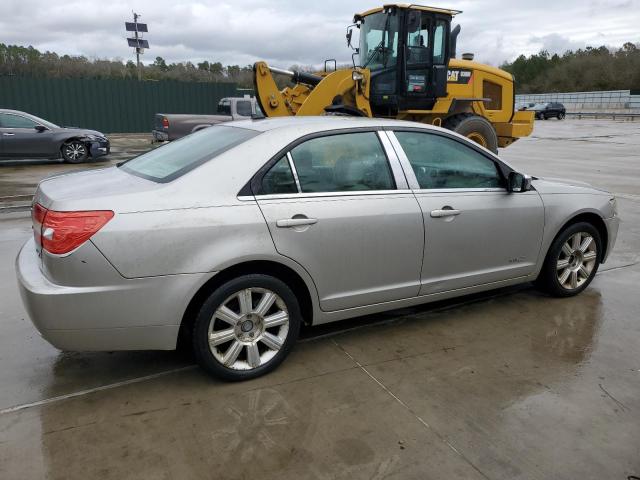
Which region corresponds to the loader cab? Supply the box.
[355,5,457,115]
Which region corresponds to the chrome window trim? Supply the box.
[376,131,409,190]
[412,187,507,194]
[384,131,421,189]
[286,152,302,193]
[254,189,414,201]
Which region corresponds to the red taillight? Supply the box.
[32,203,114,255]
[32,203,47,247]
[162,117,169,129]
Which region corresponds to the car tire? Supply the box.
[192,274,302,381]
[443,113,498,154]
[61,140,89,163]
[558,112,565,120]
[535,222,602,297]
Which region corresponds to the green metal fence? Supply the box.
[0,77,238,133]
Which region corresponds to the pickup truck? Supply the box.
[152,96,262,142]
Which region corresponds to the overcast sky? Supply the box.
[2,0,639,68]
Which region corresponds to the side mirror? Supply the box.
[508,172,532,192]
[34,125,48,133]
[346,26,356,50]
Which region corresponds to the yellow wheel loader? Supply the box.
[253,4,534,152]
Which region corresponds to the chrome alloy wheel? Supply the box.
[64,142,87,161]
[556,232,598,290]
[208,288,290,370]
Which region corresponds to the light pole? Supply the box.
[125,13,149,81]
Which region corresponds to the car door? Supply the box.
[0,113,53,157]
[388,129,544,295]
[254,129,424,312]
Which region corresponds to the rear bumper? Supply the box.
[16,238,209,351]
[152,129,169,142]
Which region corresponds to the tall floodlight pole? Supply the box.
[134,12,141,80]
[125,13,149,81]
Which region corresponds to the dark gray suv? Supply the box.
[0,109,110,163]
[533,102,566,120]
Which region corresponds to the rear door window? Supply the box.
[120,125,258,183]
[261,156,297,194]
[289,132,395,193]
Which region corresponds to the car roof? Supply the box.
[0,109,28,115]
[227,115,441,133]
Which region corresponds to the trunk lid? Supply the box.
[34,166,162,212]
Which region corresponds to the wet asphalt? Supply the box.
[0,120,639,479]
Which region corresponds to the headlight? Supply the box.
[84,134,105,141]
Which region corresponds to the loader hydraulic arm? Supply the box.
[253,61,372,117]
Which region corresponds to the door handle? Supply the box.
[276,217,318,228]
[3,133,15,136]
[430,208,461,218]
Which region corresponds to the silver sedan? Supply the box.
[16,117,619,380]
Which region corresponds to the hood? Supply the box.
[532,177,610,195]
[59,126,106,138]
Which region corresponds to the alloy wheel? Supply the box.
[556,232,598,290]
[208,288,290,370]
[64,142,87,161]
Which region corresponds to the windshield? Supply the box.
[120,125,259,183]
[532,103,548,110]
[358,12,399,70]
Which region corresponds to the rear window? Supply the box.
[120,125,258,183]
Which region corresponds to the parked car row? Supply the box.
[17,116,619,381]
[0,96,261,162]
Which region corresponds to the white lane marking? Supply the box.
[0,366,195,415]
[333,340,491,480]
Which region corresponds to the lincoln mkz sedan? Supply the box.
[16,117,619,380]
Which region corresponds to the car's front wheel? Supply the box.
[558,112,565,120]
[535,222,601,297]
[61,140,89,163]
[192,274,301,381]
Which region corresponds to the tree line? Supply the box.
[501,42,640,93]
[0,44,256,86]
[2,41,639,93]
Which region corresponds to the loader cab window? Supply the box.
[406,11,429,65]
[359,12,400,71]
[433,21,446,64]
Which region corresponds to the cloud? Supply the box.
[0,0,638,68]
[528,33,586,56]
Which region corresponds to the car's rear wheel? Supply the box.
[61,140,88,163]
[535,222,601,297]
[192,274,301,381]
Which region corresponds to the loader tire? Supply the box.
[443,113,499,154]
